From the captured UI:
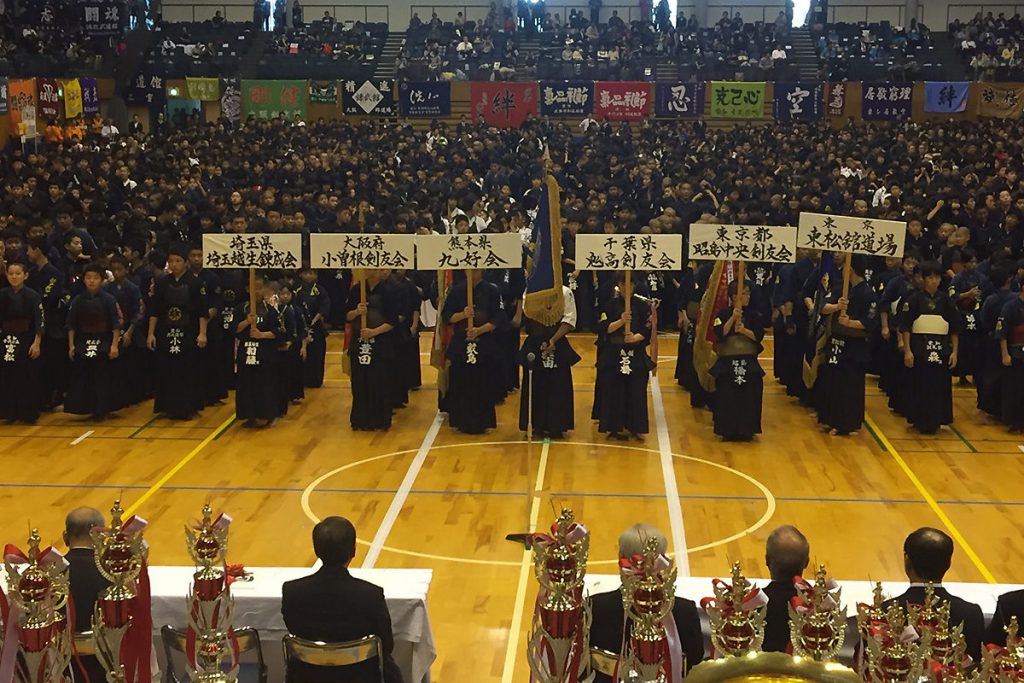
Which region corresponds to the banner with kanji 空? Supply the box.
[594,81,651,121]
[241,80,308,120]
[470,82,537,128]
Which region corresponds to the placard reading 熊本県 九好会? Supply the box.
[310,234,415,270]
[414,233,523,270]
[797,213,906,257]
[688,224,798,263]
[202,234,302,269]
[575,234,682,270]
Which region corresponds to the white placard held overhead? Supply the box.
[310,234,415,270]
[797,213,906,257]
[575,234,683,271]
[202,234,302,269]
[688,224,798,263]
[415,233,522,270]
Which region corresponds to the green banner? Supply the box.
[709,81,766,119]
[186,77,221,101]
[309,80,337,105]
[241,80,308,120]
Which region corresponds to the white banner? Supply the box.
[797,212,906,257]
[414,233,522,270]
[688,224,797,263]
[310,233,415,269]
[202,233,302,269]
[574,234,682,271]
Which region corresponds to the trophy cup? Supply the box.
[91,500,148,683]
[1,529,72,683]
[907,584,967,671]
[861,603,930,683]
[526,509,591,683]
[789,565,847,662]
[856,583,889,679]
[702,563,768,658]
[979,617,1024,683]
[619,537,680,682]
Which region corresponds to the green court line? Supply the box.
[128,416,159,438]
[213,416,238,440]
[949,425,978,453]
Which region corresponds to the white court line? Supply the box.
[501,440,550,683]
[651,373,691,576]
[70,430,94,446]
[361,411,445,569]
[1018,445,1024,455]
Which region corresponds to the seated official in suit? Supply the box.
[762,525,810,653]
[589,524,704,680]
[281,516,403,683]
[884,527,985,663]
[64,506,110,683]
[985,589,1024,646]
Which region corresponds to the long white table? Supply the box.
[149,566,435,683]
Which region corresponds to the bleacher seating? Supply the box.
[815,21,939,81]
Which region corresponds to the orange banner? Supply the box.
[8,78,37,129]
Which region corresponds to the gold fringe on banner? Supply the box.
[523,175,565,326]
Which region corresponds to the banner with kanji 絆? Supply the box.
[709,81,766,119]
[398,81,451,116]
[772,82,823,121]
[594,81,651,121]
[861,82,913,120]
[977,84,1024,118]
[470,82,537,128]
[539,81,594,117]
[924,81,969,113]
[241,80,308,120]
[341,79,395,115]
[654,81,705,118]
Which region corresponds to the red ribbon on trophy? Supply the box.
[620,551,683,682]
[700,578,769,616]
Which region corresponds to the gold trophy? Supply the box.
[703,563,768,658]
[981,617,1024,683]
[526,509,591,683]
[91,500,148,683]
[861,602,930,683]
[907,584,966,671]
[1,530,72,683]
[856,583,889,679]
[619,537,679,682]
[789,565,847,662]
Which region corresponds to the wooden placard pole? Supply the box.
[466,269,475,328]
[841,252,852,310]
[734,261,746,312]
[248,268,257,313]
[358,269,368,328]
[623,270,633,336]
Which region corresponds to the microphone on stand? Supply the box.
[526,352,536,365]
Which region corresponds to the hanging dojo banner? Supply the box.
[773,82,823,121]
[309,80,337,104]
[341,79,395,115]
[709,81,766,118]
[202,234,302,269]
[37,79,62,121]
[415,233,523,270]
[79,77,99,115]
[0,78,8,115]
[126,71,166,106]
[398,81,451,117]
[977,84,1024,118]
[861,82,913,120]
[62,79,83,119]
[797,213,906,257]
[8,79,36,129]
[310,234,415,269]
[242,80,308,120]
[594,81,651,121]
[924,81,969,113]
[575,234,682,270]
[220,78,241,123]
[539,81,594,116]
[654,82,705,118]
[186,77,220,102]
[826,82,846,117]
[689,224,797,263]
[82,0,127,36]
[470,82,537,128]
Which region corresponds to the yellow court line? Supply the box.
[123,415,237,517]
[864,414,997,584]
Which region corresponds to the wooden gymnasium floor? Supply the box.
[1,331,1022,682]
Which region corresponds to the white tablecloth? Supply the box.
[149,566,435,683]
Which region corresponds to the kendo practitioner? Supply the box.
[898,260,960,435]
[0,261,44,423]
[104,255,146,408]
[685,261,715,409]
[519,285,580,439]
[390,269,422,408]
[484,264,525,400]
[189,244,227,406]
[978,263,1017,419]
[346,270,399,431]
[878,252,920,415]
[596,272,654,440]
[996,286,1024,432]
[233,276,285,429]
[441,269,505,434]
[147,244,209,421]
[65,263,122,420]
[673,263,697,392]
[711,280,765,441]
[26,235,68,410]
[947,248,988,385]
[801,252,842,412]
[772,251,815,399]
[816,256,878,436]
[212,268,247,394]
[278,281,307,405]
[295,266,330,388]
[867,255,904,377]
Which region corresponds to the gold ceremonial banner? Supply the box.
[977,84,1024,118]
[62,79,83,119]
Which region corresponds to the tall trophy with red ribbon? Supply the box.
[91,500,151,683]
[0,530,72,683]
[619,537,682,682]
[907,584,968,675]
[702,563,768,658]
[788,565,846,662]
[981,617,1024,683]
[860,601,929,683]
[525,509,591,683]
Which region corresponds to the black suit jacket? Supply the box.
[884,586,985,663]
[763,580,798,653]
[281,565,402,683]
[985,589,1024,646]
[66,547,110,683]
[588,590,705,681]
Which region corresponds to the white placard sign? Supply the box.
[415,233,522,270]
[202,234,302,269]
[797,212,906,257]
[310,234,415,269]
[575,234,682,271]
[688,224,797,263]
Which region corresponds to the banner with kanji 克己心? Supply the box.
[861,82,913,120]
[709,81,766,118]
[241,80,308,120]
[654,82,705,118]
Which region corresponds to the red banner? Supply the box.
[37,78,61,121]
[470,82,537,128]
[595,81,652,121]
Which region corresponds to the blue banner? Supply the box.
[924,81,969,113]
[398,81,451,117]
[524,176,564,326]
[862,82,913,120]
[539,81,594,116]
[773,82,824,121]
[654,82,705,117]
